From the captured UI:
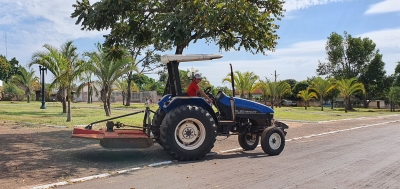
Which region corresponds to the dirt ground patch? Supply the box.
[0,122,170,189]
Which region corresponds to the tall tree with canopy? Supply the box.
[317,31,378,79]
[72,0,284,54]
[72,0,285,94]
[0,56,20,83]
[358,52,387,107]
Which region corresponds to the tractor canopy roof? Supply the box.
[160,54,223,64]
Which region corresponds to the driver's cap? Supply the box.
[194,74,202,79]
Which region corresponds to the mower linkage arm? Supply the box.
[84,108,156,130]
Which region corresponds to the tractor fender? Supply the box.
[160,96,218,123]
[274,120,289,129]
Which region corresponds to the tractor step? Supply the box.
[72,127,153,148]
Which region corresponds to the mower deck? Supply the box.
[72,127,153,148]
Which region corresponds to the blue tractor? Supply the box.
[72,54,288,161]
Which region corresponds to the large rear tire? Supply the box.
[160,105,217,161]
[260,127,285,156]
[238,133,259,151]
[152,108,165,145]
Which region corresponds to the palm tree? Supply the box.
[30,41,83,121]
[335,78,365,113]
[114,78,139,105]
[275,81,292,108]
[268,81,278,109]
[387,87,400,112]
[297,88,318,110]
[254,78,271,105]
[222,71,258,99]
[11,67,40,103]
[244,72,259,100]
[85,43,136,116]
[309,77,336,111]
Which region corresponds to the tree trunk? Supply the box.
[346,98,353,111]
[66,88,72,122]
[27,92,30,103]
[320,99,324,111]
[305,101,307,110]
[126,72,132,106]
[344,98,348,113]
[61,88,67,113]
[87,82,91,103]
[175,45,185,54]
[107,91,112,115]
[103,101,110,116]
[122,91,125,105]
[100,88,110,116]
[271,98,274,109]
[66,99,71,122]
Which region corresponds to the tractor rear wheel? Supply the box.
[260,126,285,156]
[152,108,165,145]
[238,133,259,150]
[160,105,217,161]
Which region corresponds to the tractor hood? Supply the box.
[216,92,274,114]
[234,97,274,114]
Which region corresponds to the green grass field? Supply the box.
[0,101,398,128]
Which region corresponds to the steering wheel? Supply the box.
[204,87,212,95]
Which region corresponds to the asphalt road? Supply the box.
[60,118,400,189]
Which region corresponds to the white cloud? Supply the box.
[179,40,328,86]
[365,0,400,15]
[0,0,106,65]
[284,0,345,12]
[179,28,400,86]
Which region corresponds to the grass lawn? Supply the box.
[0,101,398,128]
[274,106,399,121]
[0,101,156,128]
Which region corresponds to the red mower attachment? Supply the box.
[71,108,155,149]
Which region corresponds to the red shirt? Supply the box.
[186,81,199,96]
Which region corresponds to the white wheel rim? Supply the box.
[269,132,281,150]
[174,118,206,150]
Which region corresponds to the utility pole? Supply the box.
[273,70,279,82]
[39,65,47,109]
[271,70,279,109]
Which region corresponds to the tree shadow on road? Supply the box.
[0,127,170,189]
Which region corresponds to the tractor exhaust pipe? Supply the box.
[230,63,235,97]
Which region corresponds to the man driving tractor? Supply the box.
[186,73,213,103]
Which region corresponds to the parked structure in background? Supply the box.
[72,82,157,103]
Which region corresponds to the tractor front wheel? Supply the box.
[238,133,259,150]
[260,127,285,156]
[160,105,217,161]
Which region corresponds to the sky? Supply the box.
[0,0,400,88]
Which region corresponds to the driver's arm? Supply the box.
[197,89,213,103]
